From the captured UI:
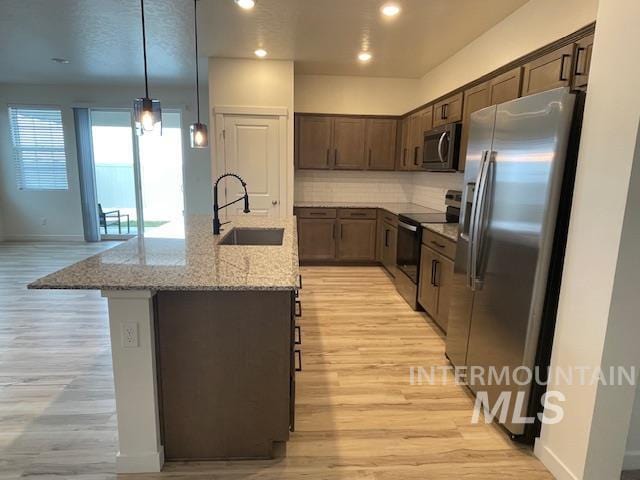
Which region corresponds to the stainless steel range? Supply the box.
[395,191,461,309]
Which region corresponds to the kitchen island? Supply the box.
[29,215,300,473]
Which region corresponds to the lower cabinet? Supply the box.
[297,217,336,261]
[418,230,457,333]
[296,207,377,263]
[337,219,377,261]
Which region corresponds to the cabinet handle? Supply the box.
[385,228,389,247]
[414,146,420,166]
[334,148,338,166]
[559,54,571,81]
[402,148,407,167]
[340,224,343,239]
[433,260,440,287]
[295,349,302,372]
[295,300,302,317]
[310,212,327,216]
[295,325,302,345]
[368,148,372,167]
[431,259,437,286]
[431,240,445,249]
[332,222,336,239]
[326,148,330,166]
[441,104,448,120]
[574,47,586,76]
[297,274,302,290]
[350,212,367,217]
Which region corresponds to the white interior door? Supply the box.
[222,115,281,216]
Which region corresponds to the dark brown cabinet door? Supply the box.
[434,255,454,333]
[433,92,463,128]
[297,218,336,261]
[522,44,575,96]
[382,224,398,276]
[297,116,332,169]
[573,34,594,89]
[489,66,522,105]
[459,81,490,172]
[365,118,397,170]
[337,219,377,261]
[418,245,439,316]
[398,117,411,170]
[333,117,366,169]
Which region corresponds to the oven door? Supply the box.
[396,220,421,284]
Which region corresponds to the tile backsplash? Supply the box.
[294,170,463,211]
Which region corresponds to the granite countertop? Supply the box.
[29,215,299,291]
[422,223,459,242]
[294,201,442,216]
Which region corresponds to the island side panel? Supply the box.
[102,289,164,474]
[155,290,293,460]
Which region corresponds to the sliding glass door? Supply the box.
[88,109,185,239]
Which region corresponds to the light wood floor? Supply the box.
[0,243,567,478]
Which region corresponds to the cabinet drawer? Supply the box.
[422,229,456,260]
[378,209,398,227]
[338,208,377,219]
[295,208,337,219]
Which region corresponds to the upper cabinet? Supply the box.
[296,115,397,171]
[522,44,576,96]
[400,106,432,171]
[433,92,463,128]
[333,118,366,170]
[459,67,522,171]
[365,118,397,170]
[572,34,594,89]
[297,116,333,169]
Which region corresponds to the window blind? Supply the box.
[9,106,69,190]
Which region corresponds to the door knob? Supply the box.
[272,200,278,205]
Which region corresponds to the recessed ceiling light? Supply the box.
[51,57,70,64]
[234,0,255,10]
[380,3,401,17]
[358,51,372,62]
[254,48,268,58]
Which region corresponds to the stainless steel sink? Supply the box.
[218,228,284,246]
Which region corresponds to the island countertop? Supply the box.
[29,215,299,291]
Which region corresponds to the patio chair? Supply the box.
[98,203,130,235]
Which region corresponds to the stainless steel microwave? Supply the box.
[423,123,461,171]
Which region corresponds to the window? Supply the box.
[9,106,69,190]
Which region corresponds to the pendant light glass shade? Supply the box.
[189,0,209,148]
[190,122,208,148]
[134,97,162,136]
[134,0,162,136]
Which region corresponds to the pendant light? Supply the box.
[189,0,208,148]
[134,0,162,136]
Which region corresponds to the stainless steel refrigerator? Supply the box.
[445,87,579,438]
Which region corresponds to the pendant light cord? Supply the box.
[141,0,149,98]
[194,0,201,123]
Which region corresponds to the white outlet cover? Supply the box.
[121,322,139,348]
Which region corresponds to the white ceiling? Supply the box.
[0,0,528,86]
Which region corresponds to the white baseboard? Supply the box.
[534,439,580,480]
[624,450,640,470]
[116,447,164,473]
[2,234,86,242]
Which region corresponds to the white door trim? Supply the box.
[213,105,288,117]
[212,105,291,216]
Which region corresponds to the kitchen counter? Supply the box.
[294,201,442,216]
[29,214,299,291]
[422,223,458,242]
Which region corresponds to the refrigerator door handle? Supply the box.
[471,151,496,290]
[467,150,489,289]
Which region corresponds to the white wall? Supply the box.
[208,58,294,214]
[415,0,598,106]
[0,83,212,241]
[533,1,640,478]
[294,74,419,115]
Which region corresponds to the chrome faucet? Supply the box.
[213,173,250,235]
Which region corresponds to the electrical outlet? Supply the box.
[121,322,139,348]
[40,217,47,226]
